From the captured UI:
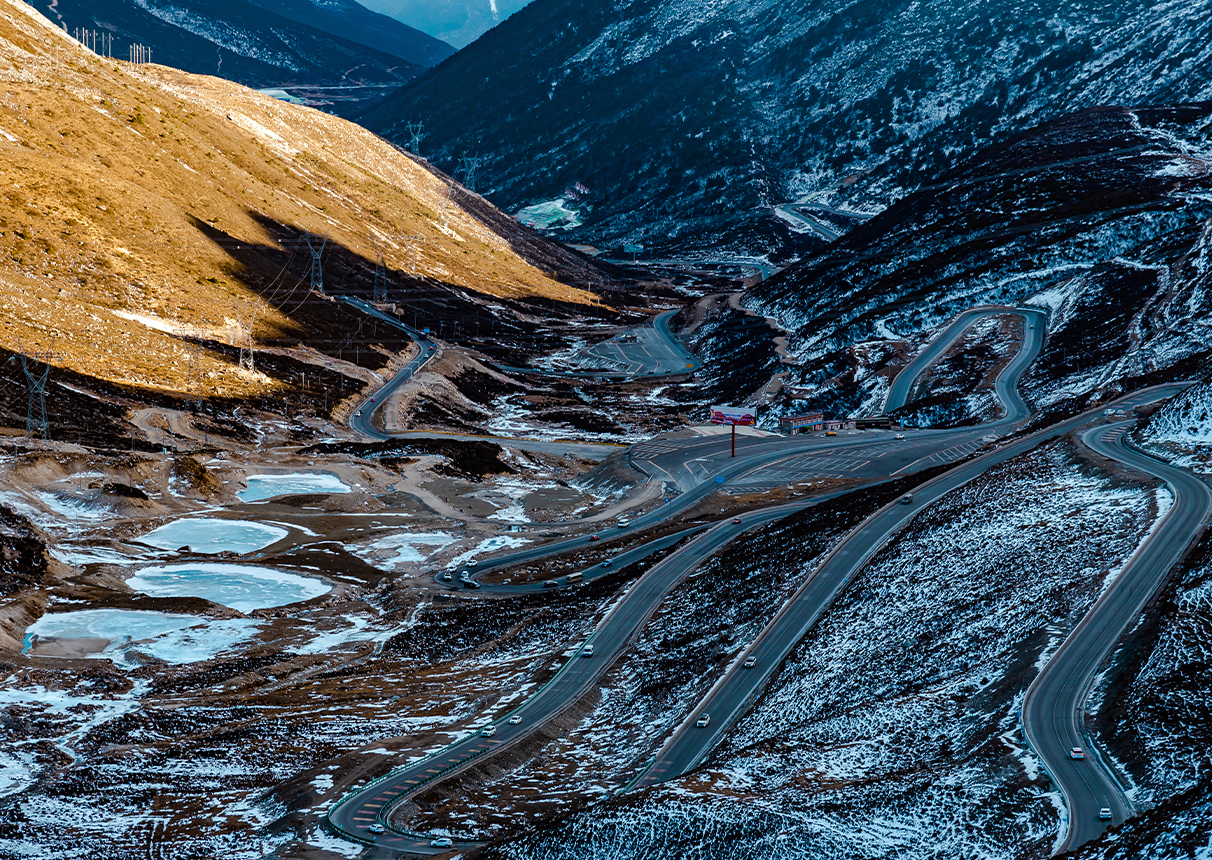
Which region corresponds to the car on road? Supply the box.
[481,725,496,737]
[900,494,914,504]
[355,410,363,416]
[732,518,742,524]
[1070,747,1085,760]
[428,346,435,351]
[617,520,629,529]
[696,714,710,727]
[1099,808,1112,820]
[600,560,612,568]
[431,837,452,847]
[467,560,478,567]
[894,433,905,440]
[441,571,452,581]
[463,580,481,590]
[581,644,594,657]
[589,534,600,541]
[368,823,385,834]
[543,580,559,588]
[508,715,522,725]
[370,397,376,402]
[825,431,837,436]
[743,657,757,668]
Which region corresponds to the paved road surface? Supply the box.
[885,306,1046,415]
[1021,421,1212,852]
[326,501,821,854]
[325,305,1054,853]
[632,386,1193,791]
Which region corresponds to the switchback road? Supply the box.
[630,385,1191,790]
[1022,421,1212,851]
[885,306,1046,415]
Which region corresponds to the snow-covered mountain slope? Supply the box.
[739,104,1212,427]
[1145,380,1212,446]
[360,0,1212,254]
[22,0,449,89]
[357,0,534,48]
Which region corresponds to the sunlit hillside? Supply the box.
[0,0,589,398]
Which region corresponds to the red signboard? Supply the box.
[711,405,757,426]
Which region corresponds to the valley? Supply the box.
[1,1,1212,859]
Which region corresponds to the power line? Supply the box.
[458,155,481,193]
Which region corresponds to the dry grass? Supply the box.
[0,0,591,398]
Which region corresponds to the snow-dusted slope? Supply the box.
[1145,381,1212,445]
[361,0,1212,253]
[741,104,1212,427]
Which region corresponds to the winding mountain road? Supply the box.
[1022,421,1212,851]
[328,296,1204,857]
[885,306,1046,415]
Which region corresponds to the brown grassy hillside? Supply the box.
[0,0,591,399]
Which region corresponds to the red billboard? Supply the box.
[710,405,757,426]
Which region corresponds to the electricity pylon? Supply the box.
[305,233,327,295]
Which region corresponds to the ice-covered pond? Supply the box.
[237,472,350,502]
[138,517,289,554]
[126,563,330,613]
[22,609,262,664]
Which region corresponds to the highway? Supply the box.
[884,306,1047,415]
[325,304,1057,853]
[331,295,1207,856]
[1021,421,1212,851]
[326,500,826,854]
[630,385,1192,791]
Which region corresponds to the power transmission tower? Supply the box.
[438,180,455,230]
[458,155,481,193]
[21,350,52,440]
[401,233,421,275]
[370,236,388,303]
[184,340,202,412]
[305,233,327,295]
[232,300,260,373]
[406,121,425,155]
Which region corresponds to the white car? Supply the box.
[481,725,497,737]
[1099,808,1112,820]
[582,644,595,657]
[894,433,905,440]
[743,657,757,669]
[1070,747,1085,760]
[508,715,522,725]
[431,837,453,847]
[368,823,385,834]
[696,714,710,728]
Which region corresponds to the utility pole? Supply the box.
[305,233,327,295]
[406,121,425,156]
[21,350,52,440]
[438,179,455,230]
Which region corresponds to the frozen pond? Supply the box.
[22,609,262,665]
[138,517,289,554]
[350,531,456,569]
[127,563,330,613]
[238,472,350,502]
